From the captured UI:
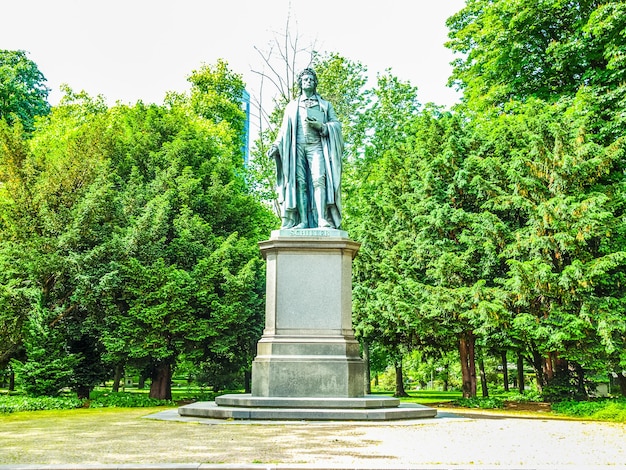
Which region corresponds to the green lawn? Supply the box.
[369,388,462,404]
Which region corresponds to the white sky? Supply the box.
[2,0,465,116]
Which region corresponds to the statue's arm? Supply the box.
[324,102,341,137]
[326,101,340,124]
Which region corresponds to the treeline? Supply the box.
[0,56,276,399]
[341,0,626,399]
[1,0,626,402]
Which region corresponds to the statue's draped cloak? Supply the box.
[273,94,344,228]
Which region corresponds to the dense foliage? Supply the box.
[0,50,50,132]
[551,398,626,421]
[0,391,174,413]
[342,0,626,399]
[0,59,275,399]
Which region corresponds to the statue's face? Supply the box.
[301,74,316,93]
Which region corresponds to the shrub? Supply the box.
[0,391,174,413]
[551,398,626,422]
[505,390,543,402]
[0,395,84,413]
[454,396,505,409]
[87,391,174,408]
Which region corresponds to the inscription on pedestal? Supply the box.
[271,228,349,239]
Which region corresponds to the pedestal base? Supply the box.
[178,395,437,421]
[251,232,366,398]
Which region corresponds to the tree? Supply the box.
[346,72,435,397]
[1,61,275,399]
[91,63,274,400]
[493,99,625,394]
[0,90,113,397]
[446,1,619,107]
[0,50,50,132]
[446,0,626,397]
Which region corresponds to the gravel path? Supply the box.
[145,408,626,468]
[1,407,625,468]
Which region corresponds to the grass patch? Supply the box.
[369,388,462,404]
[88,390,174,408]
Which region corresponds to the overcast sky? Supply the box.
[2,0,466,113]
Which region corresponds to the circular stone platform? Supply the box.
[178,394,437,421]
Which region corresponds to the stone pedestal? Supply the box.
[178,229,437,421]
[251,229,365,398]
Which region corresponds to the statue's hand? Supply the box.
[306,117,324,133]
[267,145,279,158]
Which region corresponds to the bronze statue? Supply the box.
[268,68,344,229]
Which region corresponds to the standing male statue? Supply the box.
[268,68,344,229]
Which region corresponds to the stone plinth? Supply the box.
[178,229,437,421]
[252,229,365,398]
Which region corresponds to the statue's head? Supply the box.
[297,68,318,93]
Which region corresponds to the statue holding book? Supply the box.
[268,68,344,229]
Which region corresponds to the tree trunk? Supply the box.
[573,361,588,399]
[530,347,546,391]
[479,355,489,398]
[149,362,173,400]
[501,351,509,392]
[394,360,408,397]
[363,340,371,394]
[517,354,525,393]
[459,331,477,398]
[9,367,15,391]
[545,351,557,383]
[617,372,626,397]
[112,363,124,392]
[75,385,91,400]
[138,372,146,389]
[244,370,251,393]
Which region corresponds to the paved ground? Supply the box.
[2,406,626,469]
[146,407,626,469]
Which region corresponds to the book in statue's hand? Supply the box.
[306,106,324,124]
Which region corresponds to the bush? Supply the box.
[551,398,626,422]
[454,396,505,409]
[87,391,174,408]
[0,395,84,413]
[11,354,81,398]
[505,390,543,402]
[0,391,175,413]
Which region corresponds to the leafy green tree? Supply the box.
[313,53,370,154]
[490,98,625,393]
[345,72,429,397]
[90,63,274,400]
[0,90,112,397]
[0,50,50,132]
[1,61,275,399]
[446,1,623,108]
[446,0,626,397]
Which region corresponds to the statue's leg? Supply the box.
[294,145,309,229]
[313,186,331,228]
[281,212,296,229]
[310,147,331,228]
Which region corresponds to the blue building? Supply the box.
[241,89,250,165]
